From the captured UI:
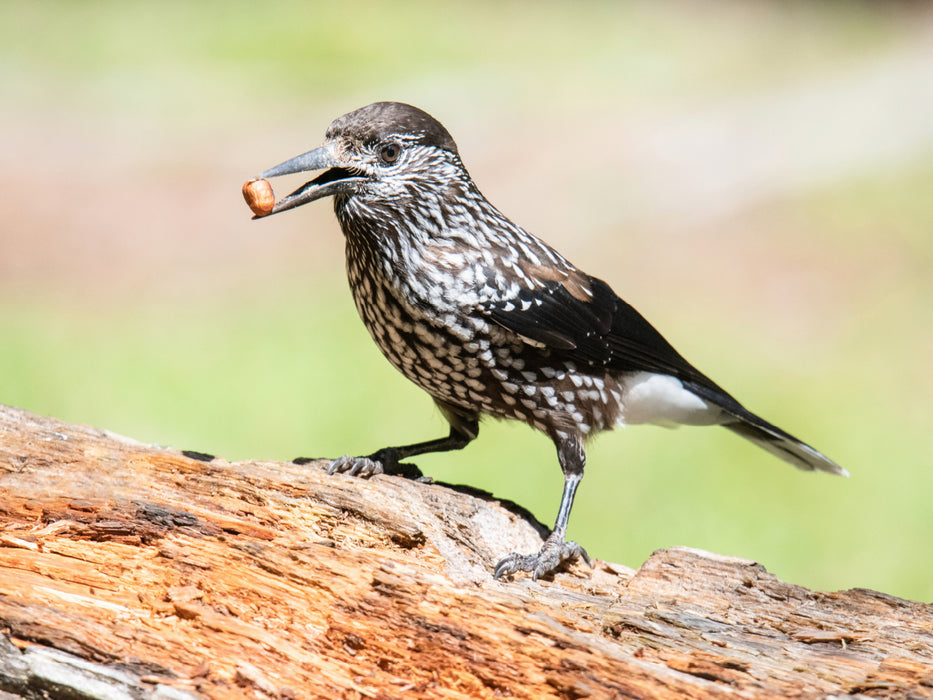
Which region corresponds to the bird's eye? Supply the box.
[380,142,402,165]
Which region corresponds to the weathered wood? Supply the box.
[0,404,930,698]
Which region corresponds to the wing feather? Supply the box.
[481,273,845,475]
[481,274,732,398]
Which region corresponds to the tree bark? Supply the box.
[0,404,930,699]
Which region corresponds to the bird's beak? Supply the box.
[257,143,367,216]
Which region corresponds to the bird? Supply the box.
[250,101,847,581]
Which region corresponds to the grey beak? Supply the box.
[257,143,367,216]
[260,144,338,179]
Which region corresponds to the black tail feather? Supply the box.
[683,380,848,477]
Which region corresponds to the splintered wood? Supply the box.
[0,404,930,699]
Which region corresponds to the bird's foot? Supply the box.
[322,448,430,481]
[327,448,397,478]
[493,532,592,581]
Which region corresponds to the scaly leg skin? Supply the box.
[323,402,479,480]
[494,434,593,581]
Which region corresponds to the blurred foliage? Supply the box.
[1,0,913,117]
[1,0,931,602]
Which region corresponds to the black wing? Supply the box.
[481,274,734,401]
[481,274,848,475]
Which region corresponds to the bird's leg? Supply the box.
[494,433,593,580]
[326,403,479,478]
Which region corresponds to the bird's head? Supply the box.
[255,102,464,219]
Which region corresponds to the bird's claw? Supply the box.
[327,447,405,478]
[493,535,592,581]
[327,454,386,478]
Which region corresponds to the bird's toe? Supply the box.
[327,455,385,478]
[493,552,537,580]
[493,537,592,581]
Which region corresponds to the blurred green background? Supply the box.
[2,1,931,601]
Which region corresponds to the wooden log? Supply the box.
[0,404,930,698]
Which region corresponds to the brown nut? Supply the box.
[242,178,275,217]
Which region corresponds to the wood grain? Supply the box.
[0,405,930,698]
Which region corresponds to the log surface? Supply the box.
[0,404,930,699]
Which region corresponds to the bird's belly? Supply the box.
[363,315,630,438]
[349,280,490,408]
[346,269,650,437]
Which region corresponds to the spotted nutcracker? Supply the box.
[248,101,846,580]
